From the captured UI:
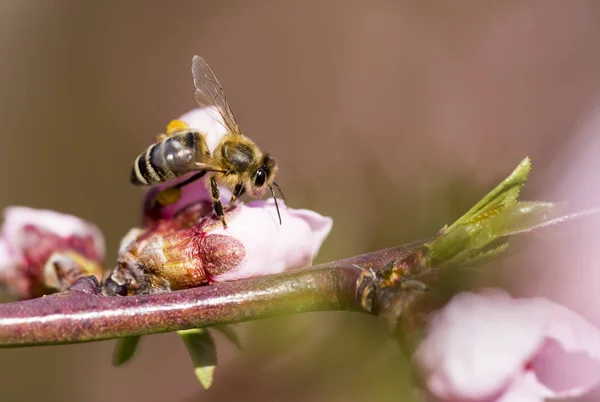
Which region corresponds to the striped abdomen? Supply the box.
[130,130,210,186]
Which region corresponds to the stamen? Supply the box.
[269,185,282,225]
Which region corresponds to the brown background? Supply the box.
[1,1,600,401]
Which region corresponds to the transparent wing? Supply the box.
[192,55,242,136]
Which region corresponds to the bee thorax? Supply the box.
[222,142,256,172]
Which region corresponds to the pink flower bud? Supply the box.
[415,289,600,401]
[111,199,332,295]
[0,207,105,299]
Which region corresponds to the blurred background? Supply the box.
[1,1,600,401]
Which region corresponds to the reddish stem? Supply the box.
[0,241,426,347]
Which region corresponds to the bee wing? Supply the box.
[192,55,242,136]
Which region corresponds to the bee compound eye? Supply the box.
[255,168,267,187]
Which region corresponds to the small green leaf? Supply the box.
[112,336,142,367]
[178,329,217,389]
[446,157,531,232]
[427,157,563,268]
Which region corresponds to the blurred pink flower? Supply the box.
[516,107,600,330]
[0,237,24,298]
[415,289,600,402]
[0,206,105,299]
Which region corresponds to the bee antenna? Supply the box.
[272,182,287,206]
[269,185,282,225]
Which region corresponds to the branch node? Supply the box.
[69,275,102,295]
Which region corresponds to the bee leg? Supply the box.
[210,176,227,228]
[224,183,244,211]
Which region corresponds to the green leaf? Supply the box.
[178,329,217,389]
[426,157,563,268]
[445,157,531,232]
[112,336,142,367]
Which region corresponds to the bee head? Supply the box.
[247,154,278,199]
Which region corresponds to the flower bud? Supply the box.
[109,199,332,295]
[0,207,105,299]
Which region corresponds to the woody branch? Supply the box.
[0,241,426,347]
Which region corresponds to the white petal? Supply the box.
[210,199,332,282]
[0,238,20,278]
[178,107,230,154]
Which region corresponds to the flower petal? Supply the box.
[209,199,333,282]
[2,206,105,258]
[528,303,600,398]
[0,237,19,270]
[414,289,600,401]
[178,107,229,154]
[0,238,27,296]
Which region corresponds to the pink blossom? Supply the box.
[414,289,600,401]
[111,106,333,294]
[0,206,105,299]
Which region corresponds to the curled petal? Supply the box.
[415,290,600,401]
[42,251,104,295]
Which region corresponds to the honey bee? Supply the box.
[131,55,283,228]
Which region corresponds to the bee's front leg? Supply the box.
[224,183,244,211]
[210,176,227,228]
